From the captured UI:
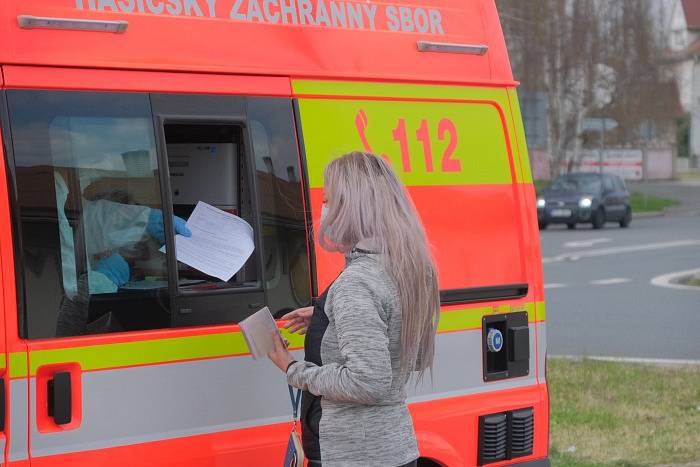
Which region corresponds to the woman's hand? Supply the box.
[281,306,313,334]
[267,332,295,372]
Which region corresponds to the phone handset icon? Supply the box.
[354,109,389,162]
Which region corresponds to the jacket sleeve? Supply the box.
[286,270,393,405]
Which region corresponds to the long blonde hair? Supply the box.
[319,151,439,379]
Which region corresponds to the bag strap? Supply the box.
[288,385,302,423]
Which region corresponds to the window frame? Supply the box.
[5,89,175,338]
[603,174,615,193]
[4,89,313,338]
[1,90,29,338]
[292,99,318,299]
[153,114,266,307]
[151,94,314,324]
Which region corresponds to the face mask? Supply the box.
[320,203,329,225]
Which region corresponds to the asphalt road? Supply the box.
[541,213,700,360]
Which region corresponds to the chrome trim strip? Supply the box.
[417,41,488,55]
[18,15,128,33]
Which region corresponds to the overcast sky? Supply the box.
[656,0,674,31]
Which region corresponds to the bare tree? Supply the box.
[604,0,676,145]
[497,0,672,177]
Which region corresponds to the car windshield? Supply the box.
[550,176,602,193]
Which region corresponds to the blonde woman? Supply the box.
[268,151,439,467]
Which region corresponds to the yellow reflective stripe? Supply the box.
[22,301,545,376]
[9,352,28,378]
[281,327,306,349]
[293,79,533,187]
[26,330,307,377]
[537,301,547,322]
[28,332,249,376]
[297,98,513,188]
[438,302,538,333]
[294,80,515,103]
[506,89,534,183]
[0,353,5,369]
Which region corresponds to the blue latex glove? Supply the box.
[147,209,192,244]
[95,253,130,287]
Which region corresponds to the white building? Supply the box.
[668,0,700,167]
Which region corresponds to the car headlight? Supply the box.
[579,197,592,208]
[537,198,546,208]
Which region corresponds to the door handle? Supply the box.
[47,372,72,425]
[36,364,82,432]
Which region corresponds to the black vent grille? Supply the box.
[478,413,507,465]
[477,407,535,465]
[509,408,534,457]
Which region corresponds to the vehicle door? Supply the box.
[614,176,631,212]
[602,174,622,219]
[4,89,311,466]
[1,91,32,467]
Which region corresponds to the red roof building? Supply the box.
[682,0,700,30]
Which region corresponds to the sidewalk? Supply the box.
[627,180,700,217]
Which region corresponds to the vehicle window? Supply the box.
[603,175,615,193]
[550,177,577,192]
[614,176,627,193]
[551,175,601,193]
[7,91,172,338]
[248,98,312,316]
[165,123,261,291]
[580,177,603,193]
[8,92,312,337]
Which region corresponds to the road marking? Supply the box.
[564,238,611,248]
[650,268,700,291]
[544,283,568,289]
[542,239,700,264]
[590,278,631,285]
[550,355,700,367]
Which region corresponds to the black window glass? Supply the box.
[165,123,261,291]
[551,175,602,193]
[248,98,312,316]
[614,176,627,192]
[7,91,171,338]
[8,92,313,337]
[603,175,615,192]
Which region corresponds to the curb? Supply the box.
[549,355,700,367]
[651,268,700,291]
[633,211,664,218]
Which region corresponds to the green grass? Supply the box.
[548,358,700,466]
[629,192,679,213]
[550,448,643,467]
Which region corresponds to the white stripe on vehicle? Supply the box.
[8,379,29,461]
[28,325,543,457]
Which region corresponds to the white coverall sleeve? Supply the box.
[82,199,151,257]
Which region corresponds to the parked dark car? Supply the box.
[537,172,632,229]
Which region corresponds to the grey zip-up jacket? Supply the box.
[286,250,419,467]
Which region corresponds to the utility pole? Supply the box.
[599,118,605,174]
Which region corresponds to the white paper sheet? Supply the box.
[162,201,255,281]
[239,306,280,359]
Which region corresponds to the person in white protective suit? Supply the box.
[53,171,191,297]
